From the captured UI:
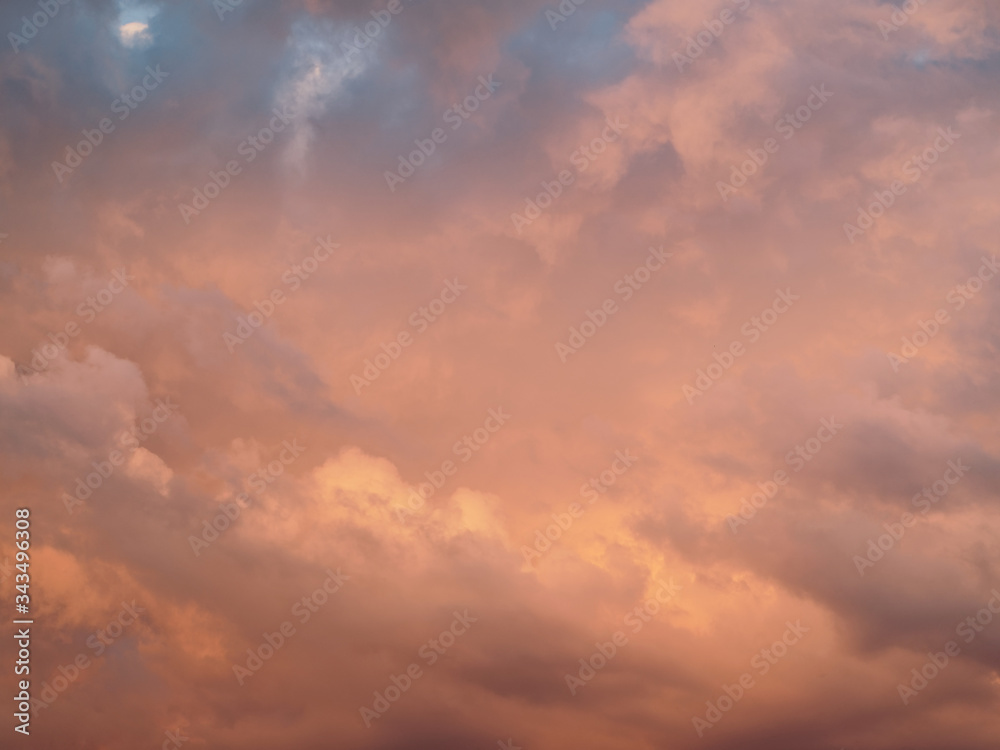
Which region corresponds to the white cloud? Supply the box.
[119,21,153,49]
[115,0,159,49]
[278,19,374,172]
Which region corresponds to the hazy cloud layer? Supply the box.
[1,0,999,748]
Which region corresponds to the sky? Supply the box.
[1,0,1000,748]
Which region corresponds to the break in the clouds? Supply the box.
[1,0,999,748]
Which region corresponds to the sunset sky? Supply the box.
[2,0,1000,748]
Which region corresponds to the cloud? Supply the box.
[1,0,1000,747]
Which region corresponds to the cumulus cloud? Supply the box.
[1,0,999,747]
